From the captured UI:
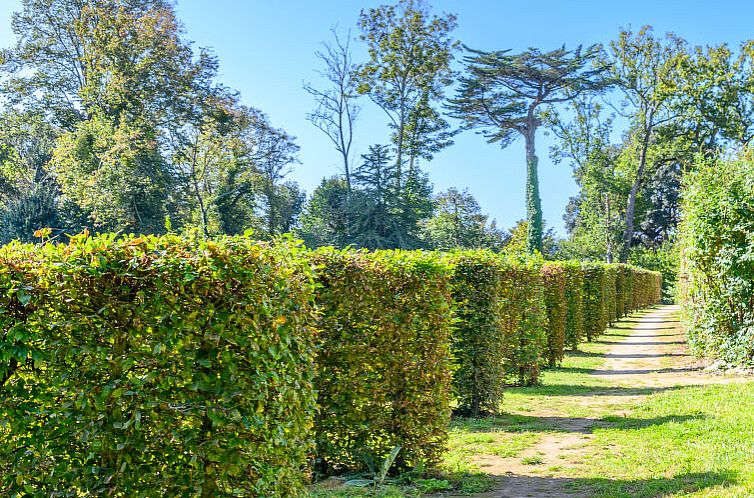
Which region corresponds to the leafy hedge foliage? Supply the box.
[680,156,754,365]
[0,233,663,492]
[0,233,318,497]
[446,251,509,417]
[542,262,567,367]
[309,248,453,474]
[563,261,585,350]
[582,263,608,341]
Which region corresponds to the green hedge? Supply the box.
[582,263,607,341]
[679,156,754,365]
[310,248,453,474]
[563,261,585,350]
[446,251,508,417]
[542,262,567,367]
[0,233,318,497]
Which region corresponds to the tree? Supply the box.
[304,27,360,191]
[422,187,505,250]
[450,44,607,254]
[550,96,627,262]
[504,220,558,258]
[298,176,353,248]
[357,0,458,183]
[607,27,686,262]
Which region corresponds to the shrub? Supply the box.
[541,262,567,367]
[602,264,619,326]
[581,263,607,341]
[310,248,453,474]
[500,254,547,386]
[446,251,508,417]
[562,261,585,350]
[679,155,754,365]
[0,233,318,497]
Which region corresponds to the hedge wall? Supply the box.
[446,251,509,417]
[680,156,754,365]
[0,233,318,497]
[542,262,567,367]
[0,232,664,491]
[310,248,453,474]
[563,261,585,350]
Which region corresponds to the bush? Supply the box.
[500,255,547,386]
[562,261,585,350]
[0,233,318,497]
[446,251,509,417]
[310,248,453,474]
[582,263,607,341]
[541,262,567,367]
[679,155,754,365]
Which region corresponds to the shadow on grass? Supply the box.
[503,383,694,397]
[564,351,689,359]
[594,340,687,345]
[451,412,704,435]
[484,471,736,498]
[557,366,702,375]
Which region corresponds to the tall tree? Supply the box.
[304,27,360,191]
[450,44,607,254]
[607,27,686,262]
[357,0,458,183]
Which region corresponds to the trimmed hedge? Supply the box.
[0,233,663,491]
[542,262,567,367]
[563,261,585,350]
[446,251,509,417]
[310,248,453,474]
[0,233,318,497]
[679,156,754,365]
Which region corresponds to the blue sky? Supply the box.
[2,1,754,235]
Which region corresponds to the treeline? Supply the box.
[679,154,754,367]
[2,1,753,280]
[0,233,661,495]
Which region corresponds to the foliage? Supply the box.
[582,262,608,341]
[423,188,506,251]
[542,262,568,366]
[0,233,318,496]
[310,248,453,474]
[450,44,607,253]
[445,251,511,416]
[357,0,458,178]
[679,154,754,365]
[562,261,586,350]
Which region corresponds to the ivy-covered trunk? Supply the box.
[524,122,544,254]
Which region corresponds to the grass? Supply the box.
[312,308,754,497]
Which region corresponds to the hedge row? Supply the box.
[0,234,662,495]
[679,156,754,366]
[449,253,662,416]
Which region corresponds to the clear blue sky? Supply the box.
[2,0,754,235]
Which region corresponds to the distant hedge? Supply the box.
[680,156,754,366]
[0,234,318,497]
[310,248,453,474]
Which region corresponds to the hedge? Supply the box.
[0,233,318,497]
[582,263,608,341]
[0,232,663,491]
[563,261,585,350]
[446,251,509,417]
[309,248,453,474]
[680,155,754,365]
[542,262,567,367]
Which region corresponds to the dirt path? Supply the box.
[467,305,730,498]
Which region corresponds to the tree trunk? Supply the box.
[621,121,653,262]
[524,123,543,254]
